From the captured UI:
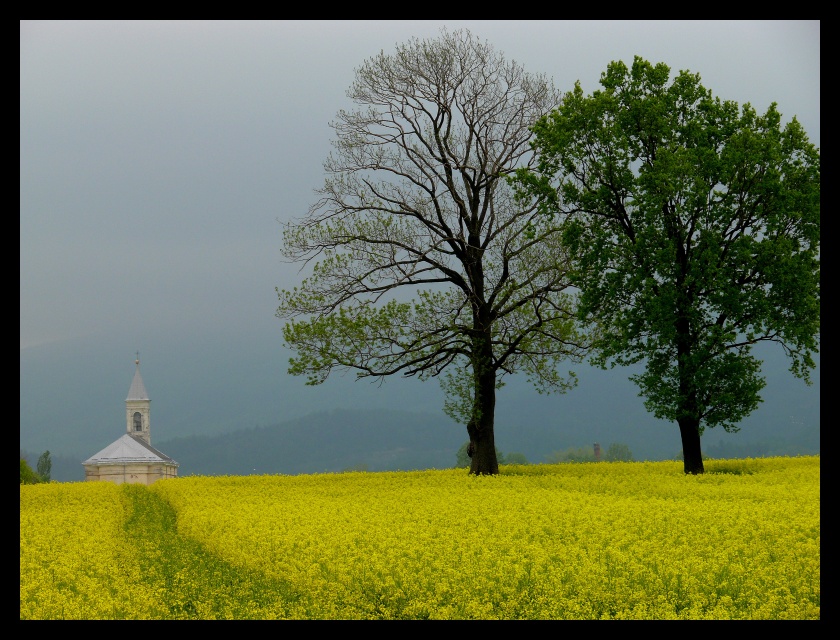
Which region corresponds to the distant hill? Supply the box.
[157,408,465,476]
[24,408,464,482]
[22,404,820,483]
[21,324,819,483]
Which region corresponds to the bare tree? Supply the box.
[277,29,589,474]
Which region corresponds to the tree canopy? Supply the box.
[276,29,590,475]
[20,458,40,485]
[518,56,820,474]
[37,450,51,483]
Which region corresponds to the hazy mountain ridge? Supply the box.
[22,407,819,484]
[21,325,819,483]
[158,408,465,476]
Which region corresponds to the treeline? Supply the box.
[23,409,819,483]
[20,451,52,484]
[453,442,634,468]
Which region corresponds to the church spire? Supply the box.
[126,353,149,401]
[126,353,151,444]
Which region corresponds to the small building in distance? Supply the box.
[82,355,179,484]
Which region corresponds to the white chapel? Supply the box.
[82,355,179,484]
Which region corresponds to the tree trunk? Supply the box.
[674,311,704,474]
[467,336,498,475]
[678,417,705,474]
[467,401,498,475]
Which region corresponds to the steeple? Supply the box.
[125,353,151,444]
[83,352,178,484]
[127,352,149,401]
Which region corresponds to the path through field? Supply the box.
[122,484,304,619]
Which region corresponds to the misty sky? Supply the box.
[20,20,820,352]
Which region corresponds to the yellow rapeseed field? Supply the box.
[20,456,820,620]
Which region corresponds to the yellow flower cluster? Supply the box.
[21,456,820,619]
[19,482,164,619]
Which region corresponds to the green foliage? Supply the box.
[454,442,471,468]
[37,450,52,483]
[546,442,633,463]
[520,56,820,472]
[546,447,595,464]
[20,451,53,483]
[503,452,530,465]
[604,443,634,462]
[20,458,41,484]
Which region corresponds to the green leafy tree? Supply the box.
[277,29,589,475]
[455,442,471,468]
[503,452,530,465]
[36,450,51,483]
[604,443,633,462]
[20,458,40,484]
[545,446,595,464]
[519,57,820,474]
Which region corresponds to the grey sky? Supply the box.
[20,20,820,351]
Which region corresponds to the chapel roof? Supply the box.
[82,434,178,466]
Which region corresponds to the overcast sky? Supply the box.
[20,20,820,351]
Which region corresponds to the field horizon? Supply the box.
[21,455,820,620]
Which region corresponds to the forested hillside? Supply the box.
[21,325,819,483]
